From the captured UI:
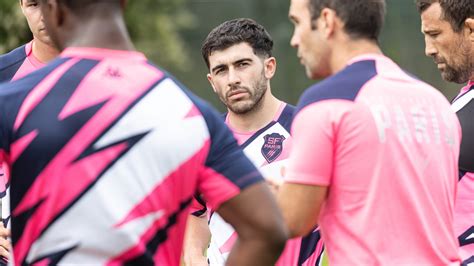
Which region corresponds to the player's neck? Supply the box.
[32,39,58,64]
[64,14,135,51]
[329,39,382,75]
[227,92,281,133]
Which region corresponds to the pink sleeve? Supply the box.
[285,102,340,186]
[0,151,7,195]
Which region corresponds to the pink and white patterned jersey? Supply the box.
[451,80,474,265]
[0,41,46,230]
[205,104,324,266]
[0,47,264,265]
[286,54,462,265]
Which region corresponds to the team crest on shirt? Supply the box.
[261,133,286,163]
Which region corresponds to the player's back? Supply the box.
[0,47,261,265]
[298,54,461,265]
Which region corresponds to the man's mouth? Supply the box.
[227,89,249,100]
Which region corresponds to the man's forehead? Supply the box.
[421,3,444,26]
[289,0,310,20]
[209,43,255,64]
[290,0,308,12]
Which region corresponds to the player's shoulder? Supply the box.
[297,60,378,112]
[0,44,27,70]
[276,102,295,133]
[0,44,28,83]
[147,63,223,129]
[0,57,68,103]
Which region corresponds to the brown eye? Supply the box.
[215,68,226,75]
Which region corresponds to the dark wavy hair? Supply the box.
[415,0,474,32]
[308,0,386,41]
[201,18,273,69]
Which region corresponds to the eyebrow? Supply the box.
[211,64,226,74]
[234,58,252,65]
[289,14,297,23]
[210,58,253,74]
[421,28,440,34]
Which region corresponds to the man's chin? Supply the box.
[228,102,254,114]
[441,71,468,84]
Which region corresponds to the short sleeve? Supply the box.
[195,100,264,211]
[285,102,337,186]
[189,194,207,217]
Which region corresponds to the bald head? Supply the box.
[38,0,132,51]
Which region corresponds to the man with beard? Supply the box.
[183,18,325,266]
[277,0,461,264]
[416,0,474,263]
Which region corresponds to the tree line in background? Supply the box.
[0,0,460,110]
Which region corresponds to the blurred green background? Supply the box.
[0,0,460,110]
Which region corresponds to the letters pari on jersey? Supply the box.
[261,133,285,163]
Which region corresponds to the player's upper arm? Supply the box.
[216,182,288,253]
[277,183,327,238]
[279,102,337,237]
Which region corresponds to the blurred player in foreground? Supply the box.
[183,18,325,266]
[277,0,462,264]
[416,0,474,263]
[0,0,288,265]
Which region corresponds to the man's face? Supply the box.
[421,3,472,84]
[21,0,53,46]
[289,0,330,79]
[207,42,273,114]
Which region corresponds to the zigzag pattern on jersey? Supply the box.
[9,58,167,265]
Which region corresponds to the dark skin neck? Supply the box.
[59,6,134,51]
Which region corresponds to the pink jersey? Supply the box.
[286,54,461,265]
[452,81,474,264]
[0,47,263,265]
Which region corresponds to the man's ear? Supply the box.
[319,7,337,39]
[264,57,277,80]
[19,0,25,14]
[55,0,67,27]
[207,73,217,93]
[466,18,474,43]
